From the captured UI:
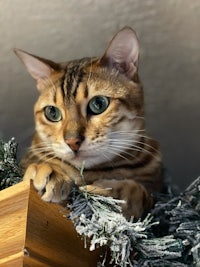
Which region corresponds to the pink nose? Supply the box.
[66,138,82,152]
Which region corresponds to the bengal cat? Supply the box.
[14,27,163,218]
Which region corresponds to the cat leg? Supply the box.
[79,184,112,196]
[83,179,153,218]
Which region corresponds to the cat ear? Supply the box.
[14,48,57,91]
[100,27,139,79]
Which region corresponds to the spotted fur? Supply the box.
[15,27,163,218]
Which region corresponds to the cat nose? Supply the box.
[66,137,83,152]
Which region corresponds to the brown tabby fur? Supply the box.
[15,27,163,218]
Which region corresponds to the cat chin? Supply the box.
[68,154,106,169]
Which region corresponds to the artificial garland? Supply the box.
[0,137,22,190]
[0,137,199,266]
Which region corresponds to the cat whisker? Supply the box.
[110,139,159,153]
[110,132,154,141]
[39,152,56,162]
[100,150,115,167]
[108,144,143,157]
[109,141,137,149]
[132,140,160,154]
[105,148,129,162]
[30,147,51,153]
[110,129,146,134]
[31,143,63,159]
[122,139,159,155]
[29,147,53,155]
[44,155,57,163]
[109,132,146,139]
[107,145,138,160]
[30,141,51,149]
[108,141,158,160]
[110,139,137,144]
[27,150,55,162]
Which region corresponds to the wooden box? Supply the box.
[0,181,101,267]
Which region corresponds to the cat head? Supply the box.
[14,27,145,169]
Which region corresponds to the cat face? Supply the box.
[15,27,145,169]
[34,65,144,168]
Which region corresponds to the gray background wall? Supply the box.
[0,0,199,189]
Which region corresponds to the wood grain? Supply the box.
[0,181,101,267]
[0,181,29,266]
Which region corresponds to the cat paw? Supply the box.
[23,163,52,191]
[41,177,72,203]
[23,163,72,203]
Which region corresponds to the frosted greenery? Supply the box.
[68,177,200,266]
[0,137,22,190]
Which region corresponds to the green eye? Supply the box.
[87,96,110,115]
[44,106,62,122]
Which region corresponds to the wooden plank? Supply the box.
[0,252,24,267]
[0,181,102,267]
[24,182,100,267]
[0,181,30,266]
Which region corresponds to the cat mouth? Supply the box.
[73,152,98,160]
[70,151,100,165]
[67,153,100,169]
[61,147,105,167]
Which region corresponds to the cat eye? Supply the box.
[87,96,110,115]
[44,106,62,122]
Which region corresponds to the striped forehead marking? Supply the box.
[61,59,92,101]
